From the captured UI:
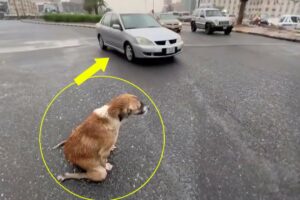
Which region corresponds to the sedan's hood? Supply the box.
[125,27,179,41]
[160,19,180,24]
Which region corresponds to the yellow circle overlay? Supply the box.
[38,75,166,200]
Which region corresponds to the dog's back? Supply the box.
[64,113,115,170]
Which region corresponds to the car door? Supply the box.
[198,10,206,29]
[100,13,112,46]
[109,14,124,51]
[194,10,201,28]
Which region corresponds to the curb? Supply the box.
[233,29,300,43]
[21,20,95,29]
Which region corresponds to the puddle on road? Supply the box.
[0,39,95,54]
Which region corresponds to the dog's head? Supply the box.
[108,94,148,121]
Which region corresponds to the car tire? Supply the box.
[224,28,232,35]
[98,34,107,50]
[191,21,197,32]
[124,43,135,62]
[205,23,213,35]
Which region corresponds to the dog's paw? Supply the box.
[57,175,65,182]
[111,145,117,151]
[105,163,113,171]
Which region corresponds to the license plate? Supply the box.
[166,47,175,54]
[223,26,227,30]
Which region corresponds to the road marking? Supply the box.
[74,58,109,86]
[184,43,287,47]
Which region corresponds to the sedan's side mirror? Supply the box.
[112,24,122,30]
[200,15,205,18]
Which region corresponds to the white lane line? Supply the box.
[184,43,288,47]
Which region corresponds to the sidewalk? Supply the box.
[233,26,300,42]
[21,19,95,28]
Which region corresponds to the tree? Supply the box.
[84,0,106,15]
[236,0,248,25]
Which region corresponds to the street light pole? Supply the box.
[153,0,154,13]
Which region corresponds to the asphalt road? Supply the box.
[0,20,299,200]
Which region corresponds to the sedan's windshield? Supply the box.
[206,10,222,17]
[120,14,161,29]
[160,14,178,20]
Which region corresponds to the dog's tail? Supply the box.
[52,140,67,150]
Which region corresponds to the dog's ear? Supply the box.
[118,108,132,121]
[108,103,131,121]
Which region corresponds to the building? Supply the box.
[182,0,197,13]
[246,0,300,18]
[198,0,300,18]
[60,0,84,13]
[0,0,8,17]
[6,0,38,17]
[32,0,84,14]
[198,0,240,15]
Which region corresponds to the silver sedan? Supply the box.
[96,12,184,62]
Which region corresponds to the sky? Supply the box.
[105,0,164,13]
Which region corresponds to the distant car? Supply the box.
[191,8,234,35]
[227,14,236,25]
[278,15,300,30]
[96,12,184,62]
[250,16,269,26]
[178,12,192,22]
[158,13,182,33]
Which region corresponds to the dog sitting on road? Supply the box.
[54,94,148,182]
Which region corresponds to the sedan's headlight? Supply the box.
[136,37,154,46]
[177,37,183,43]
[178,22,182,26]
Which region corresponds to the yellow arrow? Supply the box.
[74,58,109,86]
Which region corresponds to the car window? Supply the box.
[206,10,222,17]
[291,16,298,23]
[279,17,285,23]
[120,14,160,29]
[200,10,204,17]
[110,14,121,27]
[101,13,111,26]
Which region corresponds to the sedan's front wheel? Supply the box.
[124,43,135,62]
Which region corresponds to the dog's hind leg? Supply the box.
[57,172,88,182]
[86,167,108,181]
[57,167,108,182]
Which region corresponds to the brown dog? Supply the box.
[55,94,148,182]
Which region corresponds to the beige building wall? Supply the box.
[199,0,300,18]
[8,0,38,16]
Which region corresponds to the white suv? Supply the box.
[191,8,234,35]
